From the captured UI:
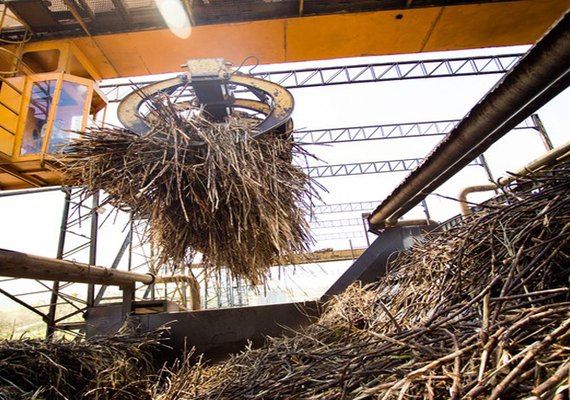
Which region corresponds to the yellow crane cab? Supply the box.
[0,41,107,190]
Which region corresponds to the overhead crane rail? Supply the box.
[305,157,484,179]
[253,54,522,88]
[316,231,365,241]
[296,116,539,144]
[313,201,380,215]
[100,53,524,103]
[312,217,364,229]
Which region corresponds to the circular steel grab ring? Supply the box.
[117,74,294,137]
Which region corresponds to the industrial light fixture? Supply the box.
[154,0,192,39]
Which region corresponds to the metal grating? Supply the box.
[47,0,153,14]
[313,201,379,215]
[87,0,119,14]
[46,0,69,12]
[2,0,525,41]
[124,0,155,9]
[191,0,297,25]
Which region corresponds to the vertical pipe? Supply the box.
[531,114,554,150]
[127,215,133,271]
[46,189,71,339]
[87,191,99,308]
[361,214,371,246]
[203,268,209,309]
[421,199,431,220]
[227,270,233,307]
[121,283,135,318]
[93,230,133,305]
[479,154,495,183]
[236,278,243,306]
[216,273,222,308]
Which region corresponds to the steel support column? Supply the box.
[46,189,71,338]
[87,191,99,308]
[531,114,555,151]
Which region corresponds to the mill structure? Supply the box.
[0,0,568,356]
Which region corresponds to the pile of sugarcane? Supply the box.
[11,162,569,399]
[0,329,164,400]
[55,98,319,284]
[155,161,570,399]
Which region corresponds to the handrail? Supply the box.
[0,46,34,78]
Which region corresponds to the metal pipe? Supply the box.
[420,199,431,220]
[0,186,65,197]
[508,140,570,176]
[531,114,554,151]
[368,11,570,231]
[458,184,498,216]
[478,154,496,183]
[0,248,209,288]
[46,189,71,338]
[459,140,570,215]
[153,275,194,285]
[0,248,155,286]
[390,219,439,228]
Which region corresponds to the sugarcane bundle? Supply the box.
[54,98,320,285]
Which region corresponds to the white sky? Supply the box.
[1,44,569,310]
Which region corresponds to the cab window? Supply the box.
[20,80,56,156]
[48,81,88,154]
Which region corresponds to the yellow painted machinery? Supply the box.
[117,58,293,137]
[0,42,107,189]
[1,1,568,78]
[0,50,295,189]
[0,0,568,190]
